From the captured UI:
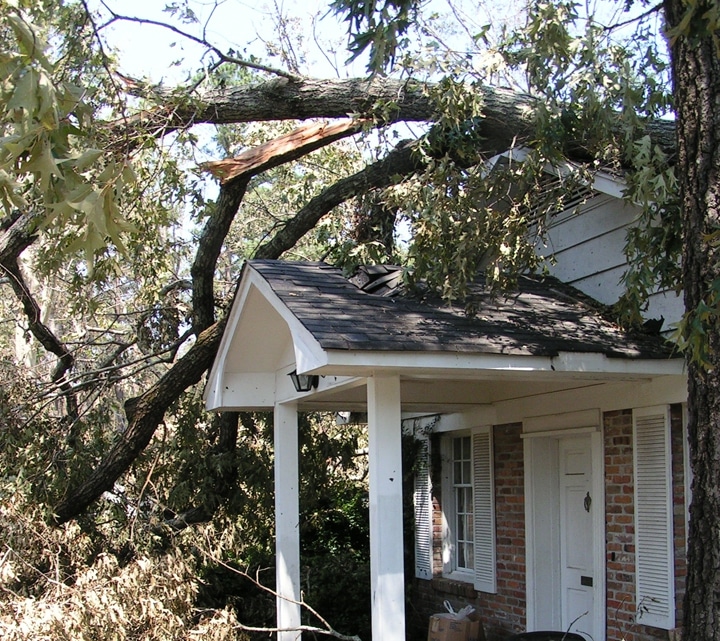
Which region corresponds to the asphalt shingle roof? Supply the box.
[249,260,676,360]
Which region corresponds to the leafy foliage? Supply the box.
[0,0,711,637]
[0,370,371,638]
[330,0,417,72]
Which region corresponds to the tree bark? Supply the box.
[191,178,249,333]
[0,209,42,265]
[664,1,720,639]
[112,77,677,161]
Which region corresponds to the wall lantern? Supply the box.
[288,370,319,393]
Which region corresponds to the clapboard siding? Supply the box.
[539,194,633,254]
[538,196,684,327]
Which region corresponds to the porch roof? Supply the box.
[204,260,683,414]
[249,259,673,359]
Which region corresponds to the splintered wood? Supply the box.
[202,119,362,184]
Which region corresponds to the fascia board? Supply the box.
[319,349,553,375]
[312,349,683,378]
[204,267,256,404]
[551,351,684,376]
[243,268,328,373]
[500,147,627,199]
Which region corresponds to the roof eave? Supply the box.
[309,348,684,378]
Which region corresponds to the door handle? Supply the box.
[584,492,592,512]
[581,575,593,587]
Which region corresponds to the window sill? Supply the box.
[431,576,478,599]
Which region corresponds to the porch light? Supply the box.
[288,370,319,393]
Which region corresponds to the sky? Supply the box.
[93,0,365,84]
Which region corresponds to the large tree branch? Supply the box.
[254,139,424,259]
[191,178,249,333]
[108,77,677,160]
[202,119,364,184]
[0,209,42,265]
[52,318,227,524]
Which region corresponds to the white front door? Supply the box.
[559,435,595,637]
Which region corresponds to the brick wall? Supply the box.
[604,406,686,641]
[411,408,687,641]
[413,423,526,641]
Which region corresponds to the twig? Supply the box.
[98,10,301,81]
[196,535,361,641]
[600,2,663,32]
[234,621,361,641]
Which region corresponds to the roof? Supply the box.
[248,260,676,360]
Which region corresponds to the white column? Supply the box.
[366,374,406,641]
[274,401,301,641]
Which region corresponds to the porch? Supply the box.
[204,260,684,641]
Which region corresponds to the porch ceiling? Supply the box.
[288,373,649,413]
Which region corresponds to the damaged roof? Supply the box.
[248,259,677,360]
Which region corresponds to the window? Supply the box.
[423,427,496,592]
[452,436,474,572]
[412,424,496,592]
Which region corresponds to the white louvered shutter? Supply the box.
[414,433,433,580]
[472,429,497,593]
[633,406,675,629]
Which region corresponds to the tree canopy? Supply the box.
[1,0,717,639]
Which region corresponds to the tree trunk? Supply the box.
[664,1,720,639]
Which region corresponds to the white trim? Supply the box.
[590,430,606,641]
[521,426,598,439]
[633,405,675,630]
[315,350,683,378]
[367,374,406,641]
[524,408,601,434]
[682,403,691,543]
[524,422,605,640]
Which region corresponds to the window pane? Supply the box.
[466,543,474,569]
[451,436,475,574]
[458,542,467,569]
[462,436,471,459]
[454,437,463,460]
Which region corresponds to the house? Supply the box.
[203,169,688,641]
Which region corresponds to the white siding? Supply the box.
[539,194,684,327]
